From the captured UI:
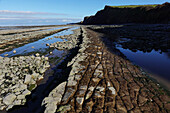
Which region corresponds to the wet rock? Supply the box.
[35,53,40,57]
[4,54,8,56]
[49,52,53,55]
[13,50,16,53]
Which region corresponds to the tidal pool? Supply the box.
[116,45,170,81]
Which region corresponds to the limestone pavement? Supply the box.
[42,27,170,113]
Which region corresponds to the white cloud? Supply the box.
[0,15,81,21]
[0,10,81,26]
[0,16,48,20]
[0,10,66,16]
[0,18,16,20]
[0,16,81,26]
[61,19,72,22]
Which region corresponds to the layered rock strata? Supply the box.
[42,27,170,113]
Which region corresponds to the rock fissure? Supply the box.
[42,27,170,113]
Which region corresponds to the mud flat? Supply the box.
[42,27,170,113]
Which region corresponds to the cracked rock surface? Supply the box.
[43,27,170,113]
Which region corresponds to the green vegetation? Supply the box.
[28,84,37,91]
[57,105,71,112]
[110,4,158,8]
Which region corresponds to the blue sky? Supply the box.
[0,0,167,26]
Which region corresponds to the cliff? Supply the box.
[83,2,170,24]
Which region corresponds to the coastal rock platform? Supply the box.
[42,27,170,113]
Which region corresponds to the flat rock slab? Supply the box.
[43,27,170,113]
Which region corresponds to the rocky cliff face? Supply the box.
[83,2,170,24]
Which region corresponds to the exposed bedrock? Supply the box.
[42,27,170,113]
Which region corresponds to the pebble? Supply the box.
[45,57,48,60]
[13,50,16,53]
[35,53,40,57]
[108,87,116,95]
[49,52,53,55]
[4,54,8,56]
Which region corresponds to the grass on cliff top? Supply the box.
[110,4,158,8]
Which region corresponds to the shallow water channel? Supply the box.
[0,27,78,57]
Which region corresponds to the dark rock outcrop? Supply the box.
[83,2,170,24]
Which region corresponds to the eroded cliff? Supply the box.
[83,2,170,24]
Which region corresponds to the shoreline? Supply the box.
[141,68,170,92]
[0,24,169,112]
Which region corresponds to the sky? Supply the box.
[0,0,168,26]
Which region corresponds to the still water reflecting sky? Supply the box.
[117,46,170,81]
